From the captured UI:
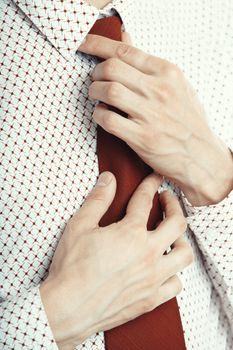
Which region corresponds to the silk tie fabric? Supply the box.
[89,16,186,350]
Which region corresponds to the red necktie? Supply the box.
[89,16,186,350]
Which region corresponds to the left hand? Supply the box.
[79,34,233,206]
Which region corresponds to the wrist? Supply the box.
[40,278,88,349]
[178,135,233,206]
[39,279,68,347]
[181,170,232,206]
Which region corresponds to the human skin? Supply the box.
[78,34,233,206]
[86,0,112,9]
[40,172,193,349]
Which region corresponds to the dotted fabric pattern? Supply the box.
[0,0,233,349]
[1,287,57,349]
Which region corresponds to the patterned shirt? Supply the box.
[0,0,233,349]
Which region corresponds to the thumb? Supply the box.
[73,172,117,229]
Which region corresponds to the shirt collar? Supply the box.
[14,0,134,60]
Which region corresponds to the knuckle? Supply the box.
[102,112,116,133]
[86,35,99,51]
[176,244,194,268]
[89,81,97,97]
[103,58,119,79]
[126,218,144,234]
[106,82,123,102]
[143,296,156,313]
[182,245,194,266]
[175,214,187,232]
[173,254,183,270]
[87,190,105,203]
[138,190,152,206]
[159,277,182,305]
[156,82,175,103]
[116,43,132,58]
[145,56,157,70]
[173,277,183,295]
[138,128,157,154]
[164,63,182,79]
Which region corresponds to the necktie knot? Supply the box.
[89,15,122,41]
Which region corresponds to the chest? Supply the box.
[1,8,100,290]
[1,1,233,291]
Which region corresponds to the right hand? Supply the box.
[40,172,194,350]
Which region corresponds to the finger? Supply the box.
[92,58,148,96]
[159,190,184,217]
[71,172,116,229]
[101,275,182,329]
[93,103,140,144]
[160,237,194,279]
[150,191,187,252]
[157,275,182,305]
[118,275,182,321]
[125,173,163,226]
[79,35,162,75]
[121,31,133,45]
[89,81,145,118]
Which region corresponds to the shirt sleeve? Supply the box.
[0,286,59,350]
[1,285,106,350]
[181,189,233,328]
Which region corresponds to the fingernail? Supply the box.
[96,172,112,186]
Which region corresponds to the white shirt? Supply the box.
[0,0,233,349]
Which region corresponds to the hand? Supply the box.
[40,172,193,350]
[79,35,233,206]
